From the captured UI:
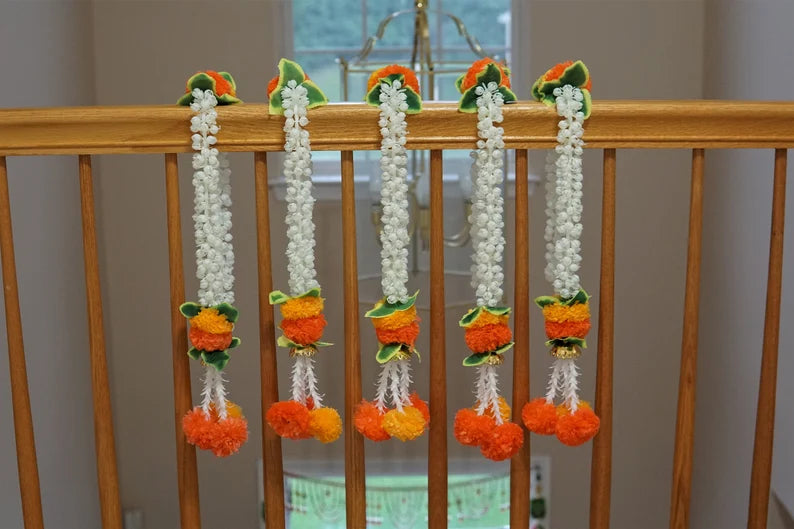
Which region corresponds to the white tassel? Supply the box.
[397,359,412,407]
[560,358,581,412]
[303,356,323,408]
[374,363,392,411]
[545,358,564,404]
[390,362,405,412]
[213,370,228,419]
[291,357,306,404]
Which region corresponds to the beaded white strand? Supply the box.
[377,81,411,304]
[190,88,236,419]
[282,80,319,296]
[544,85,585,299]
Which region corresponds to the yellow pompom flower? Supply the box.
[372,306,419,331]
[191,308,234,334]
[280,296,325,320]
[309,407,342,443]
[382,406,426,441]
[542,302,590,323]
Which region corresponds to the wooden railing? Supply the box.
[0,101,790,529]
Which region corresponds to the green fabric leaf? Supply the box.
[476,62,503,88]
[303,80,328,109]
[458,86,479,113]
[298,287,322,298]
[558,60,589,89]
[268,87,284,115]
[188,72,215,92]
[411,346,421,361]
[365,84,382,107]
[201,350,231,371]
[269,290,290,305]
[531,79,543,101]
[180,302,202,318]
[562,289,590,306]
[403,88,422,114]
[494,342,515,355]
[383,73,406,86]
[459,307,483,327]
[365,291,419,318]
[455,73,465,93]
[217,93,241,105]
[277,335,299,348]
[463,352,491,367]
[545,337,587,349]
[581,89,592,120]
[498,86,517,104]
[315,341,333,347]
[214,302,239,323]
[483,306,511,316]
[187,347,201,360]
[534,296,558,308]
[376,343,402,364]
[176,93,193,106]
[228,337,241,349]
[541,94,557,107]
[279,58,307,85]
[218,71,236,91]
[536,78,562,99]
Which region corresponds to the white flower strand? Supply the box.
[377,81,411,304]
[468,82,506,307]
[190,88,235,307]
[544,85,585,299]
[282,80,319,296]
[475,364,504,425]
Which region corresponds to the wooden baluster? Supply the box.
[669,149,705,529]
[78,155,123,529]
[164,154,201,529]
[0,157,45,529]
[255,152,286,529]
[510,149,531,529]
[341,151,366,527]
[590,148,617,529]
[428,150,448,529]
[747,148,787,529]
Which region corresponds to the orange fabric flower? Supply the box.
[354,400,391,441]
[454,408,495,447]
[542,60,592,91]
[266,401,312,439]
[281,313,327,345]
[461,58,511,92]
[189,327,233,352]
[479,422,524,461]
[464,323,513,353]
[375,321,420,346]
[367,65,420,93]
[522,398,558,435]
[372,306,419,330]
[555,402,600,446]
[545,319,591,340]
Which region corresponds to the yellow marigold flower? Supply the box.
[382,406,426,441]
[467,311,509,329]
[372,306,419,330]
[542,302,590,323]
[280,296,324,320]
[191,308,234,334]
[309,407,342,443]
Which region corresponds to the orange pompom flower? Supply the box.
[541,60,592,91]
[522,398,558,435]
[464,323,513,353]
[375,321,420,347]
[280,313,327,346]
[409,393,430,424]
[479,422,524,461]
[354,400,391,442]
[545,319,591,340]
[460,58,511,92]
[309,407,343,444]
[182,403,249,457]
[211,416,249,457]
[367,65,420,93]
[266,401,312,439]
[189,327,233,352]
[454,408,495,447]
[555,402,600,446]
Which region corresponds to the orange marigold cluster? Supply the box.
[278,296,327,346]
[186,71,235,97]
[188,307,235,352]
[464,323,513,354]
[182,403,248,458]
[542,301,591,341]
[454,398,524,461]
[367,65,420,93]
[541,60,592,91]
[460,58,511,92]
[354,393,429,442]
[266,400,342,443]
[522,398,600,446]
[372,307,420,348]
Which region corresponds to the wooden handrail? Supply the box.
[3,101,794,155]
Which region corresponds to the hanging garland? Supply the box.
[264,59,342,444]
[452,58,524,461]
[522,60,600,446]
[177,71,248,458]
[354,65,429,443]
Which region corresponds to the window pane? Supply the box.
[294,0,364,50]
[365,0,423,49]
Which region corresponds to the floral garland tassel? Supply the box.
[177,71,248,458]
[452,58,524,461]
[354,65,429,443]
[522,60,600,447]
[264,59,342,444]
